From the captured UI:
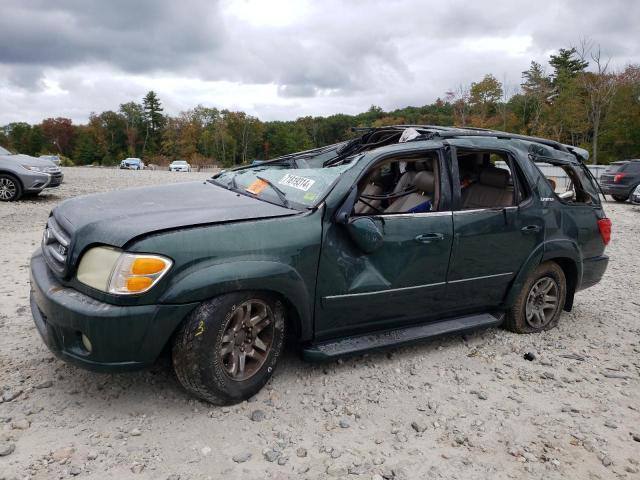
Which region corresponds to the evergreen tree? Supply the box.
[142,91,164,156]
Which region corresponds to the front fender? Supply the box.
[160,261,314,340]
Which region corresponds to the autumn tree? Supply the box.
[119,101,144,156]
[576,43,618,164]
[41,117,75,156]
[445,84,471,126]
[469,74,503,125]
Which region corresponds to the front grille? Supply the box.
[42,216,70,275]
[48,173,63,187]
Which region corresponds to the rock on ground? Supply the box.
[0,167,638,479]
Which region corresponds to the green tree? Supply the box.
[520,61,552,134]
[73,127,103,165]
[142,91,164,156]
[549,47,588,86]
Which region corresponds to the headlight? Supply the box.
[76,247,172,295]
[22,165,46,173]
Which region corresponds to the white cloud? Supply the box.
[0,0,638,124]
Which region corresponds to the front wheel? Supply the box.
[504,262,566,334]
[0,174,22,201]
[612,194,628,202]
[172,291,286,404]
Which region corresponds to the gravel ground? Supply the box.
[1,167,639,480]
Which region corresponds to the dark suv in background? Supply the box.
[600,159,640,202]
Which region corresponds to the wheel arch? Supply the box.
[160,260,314,341]
[0,170,24,187]
[541,256,579,312]
[504,239,582,312]
[0,170,24,200]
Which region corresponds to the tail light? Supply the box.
[613,173,626,183]
[597,218,612,245]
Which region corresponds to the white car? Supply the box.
[169,160,191,172]
[39,155,61,166]
[119,158,144,170]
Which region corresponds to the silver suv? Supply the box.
[0,146,64,201]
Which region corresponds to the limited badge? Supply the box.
[278,174,315,191]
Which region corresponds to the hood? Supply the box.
[1,153,57,167]
[51,181,298,273]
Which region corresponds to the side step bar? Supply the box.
[303,312,504,361]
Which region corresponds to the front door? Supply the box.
[314,150,454,340]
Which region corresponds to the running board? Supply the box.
[303,312,504,361]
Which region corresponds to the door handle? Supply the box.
[415,233,444,243]
[521,225,541,234]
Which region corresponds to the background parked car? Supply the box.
[169,160,191,172]
[38,154,61,166]
[599,159,640,202]
[0,145,63,201]
[119,158,145,170]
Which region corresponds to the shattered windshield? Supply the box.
[211,161,358,210]
[208,128,420,210]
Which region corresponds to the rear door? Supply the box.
[446,148,544,311]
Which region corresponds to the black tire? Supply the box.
[0,174,23,201]
[612,194,628,202]
[172,291,286,405]
[504,262,566,334]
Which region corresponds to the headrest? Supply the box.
[414,161,429,171]
[479,167,510,188]
[414,170,435,193]
[368,168,383,185]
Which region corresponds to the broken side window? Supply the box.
[533,160,600,205]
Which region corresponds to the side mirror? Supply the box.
[345,216,384,253]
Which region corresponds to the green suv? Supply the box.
[29,126,611,404]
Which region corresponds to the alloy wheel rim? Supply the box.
[220,300,274,381]
[0,178,17,200]
[525,276,559,328]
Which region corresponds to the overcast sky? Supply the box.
[1,0,639,125]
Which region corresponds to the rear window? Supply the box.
[533,160,600,205]
[624,162,640,173]
[605,163,627,173]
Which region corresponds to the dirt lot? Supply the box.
[1,167,639,480]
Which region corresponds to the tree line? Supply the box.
[1,45,638,166]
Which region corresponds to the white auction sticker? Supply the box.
[278,173,315,191]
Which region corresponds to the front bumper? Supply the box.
[22,171,51,193]
[45,172,64,188]
[29,249,198,371]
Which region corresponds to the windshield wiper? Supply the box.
[255,176,290,208]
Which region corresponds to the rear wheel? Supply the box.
[0,174,22,201]
[612,194,628,202]
[172,291,286,404]
[504,262,566,334]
